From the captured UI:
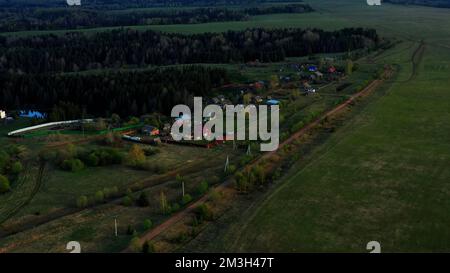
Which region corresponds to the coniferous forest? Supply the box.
[0,27,380,117]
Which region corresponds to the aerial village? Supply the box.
[0,54,381,252]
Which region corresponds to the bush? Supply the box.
[94,190,105,203]
[171,203,181,213]
[181,194,192,206]
[226,164,236,174]
[122,196,133,206]
[136,192,150,207]
[61,159,85,172]
[0,175,11,193]
[208,190,222,202]
[76,195,88,208]
[196,180,209,196]
[195,204,213,222]
[10,161,23,175]
[85,153,99,167]
[130,236,141,252]
[142,240,155,253]
[127,144,146,166]
[143,219,153,230]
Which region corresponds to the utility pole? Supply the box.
[114,218,118,237]
[182,181,185,197]
[224,156,229,173]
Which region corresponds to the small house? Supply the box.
[20,110,45,119]
[314,71,324,78]
[142,125,160,136]
[308,65,318,72]
[266,99,280,105]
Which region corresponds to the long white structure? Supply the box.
[7,119,93,137]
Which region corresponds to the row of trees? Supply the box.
[0,27,380,74]
[0,0,306,10]
[0,4,313,32]
[385,0,450,8]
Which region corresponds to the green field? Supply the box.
[179,0,450,252]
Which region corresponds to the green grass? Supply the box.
[180,0,450,253]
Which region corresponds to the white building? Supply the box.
[0,110,6,119]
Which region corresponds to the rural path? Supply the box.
[0,161,46,228]
[125,67,392,252]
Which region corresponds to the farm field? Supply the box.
[178,1,450,252]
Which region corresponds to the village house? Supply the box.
[142,125,160,136]
[266,99,280,105]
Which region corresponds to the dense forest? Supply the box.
[0,27,380,74]
[0,66,229,118]
[0,4,313,32]
[385,0,450,8]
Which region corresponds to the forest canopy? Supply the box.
[0,66,229,118]
[0,4,314,32]
[0,27,380,74]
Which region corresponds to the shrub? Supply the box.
[171,203,181,213]
[226,164,236,174]
[85,153,99,167]
[130,236,141,252]
[142,240,155,253]
[0,150,10,173]
[196,180,209,196]
[143,219,153,230]
[76,195,88,208]
[136,192,150,207]
[181,194,192,206]
[122,196,133,206]
[127,144,146,166]
[10,161,23,175]
[0,175,11,193]
[195,204,213,222]
[208,190,222,202]
[61,159,85,172]
[94,190,105,203]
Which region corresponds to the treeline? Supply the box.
[0,4,313,32]
[384,0,450,8]
[0,28,379,74]
[0,66,230,117]
[0,0,305,9]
